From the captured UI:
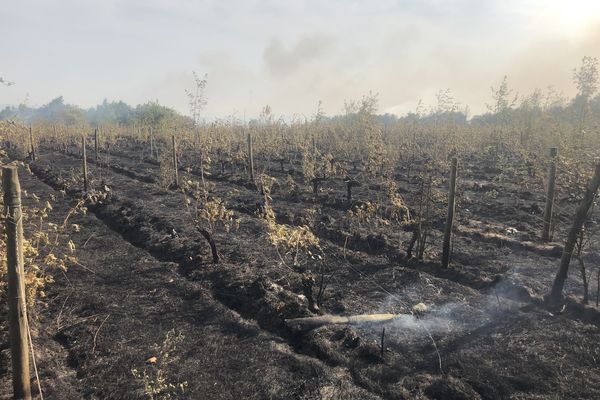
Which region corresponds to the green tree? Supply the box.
[572,56,599,139]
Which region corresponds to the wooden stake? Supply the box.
[28,126,36,162]
[542,148,558,242]
[312,177,326,196]
[94,128,99,163]
[345,178,360,201]
[149,127,154,160]
[247,132,255,183]
[172,134,179,187]
[2,166,32,400]
[380,327,386,357]
[82,136,88,192]
[218,149,225,174]
[549,163,600,304]
[442,157,458,268]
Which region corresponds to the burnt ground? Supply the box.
[1,142,600,399]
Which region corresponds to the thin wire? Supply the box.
[26,315,43,400]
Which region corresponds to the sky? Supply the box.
[1,0,600,119]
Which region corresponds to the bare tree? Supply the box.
[185,71,208,126]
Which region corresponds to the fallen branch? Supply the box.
[285,313,397,331]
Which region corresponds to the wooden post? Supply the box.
[94,128,99,162]
[82,136,88,192]
[2,166,32,400]
[312,177,326,197]
[247,132,255,183]
[549,163,600,304]
[380,328,386,358]
[28,126,36,162]
[172,134,179,187]
[150,127,154,159]
[345,179,359,202]
[542,148,558,241]
[218,149,225,174]
[442,157,458,268]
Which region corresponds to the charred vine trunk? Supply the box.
[197,226,219,263]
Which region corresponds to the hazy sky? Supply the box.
[2,0,600,119]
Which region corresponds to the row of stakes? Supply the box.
[10,128,600,398]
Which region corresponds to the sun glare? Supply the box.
[538,0,600,35]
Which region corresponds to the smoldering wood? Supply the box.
[285,313,398,331]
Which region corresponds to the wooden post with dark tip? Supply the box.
[172,134,179,187]
[82,136,88,192]
[542,147,558,242]
[549,163,600,304]
[345,178,359,202]
[442,157,458,268]
[2,166,32,400]
[29,126,35,161]
[247,132,255,183]
[94,127,99,163]
[218,149,225,174]
[149,127,154,160]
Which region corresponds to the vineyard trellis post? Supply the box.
[549,163,600,304]
[345,178,359,202]
[149,127,154,160]
[542,147,558,242]
[172,134,179,187]
[3,166,32,400]
[94,127,99,163]
[247,132,255,183]
[29,126,36,162]
[442,157,458,268]
[82,136,89,192]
